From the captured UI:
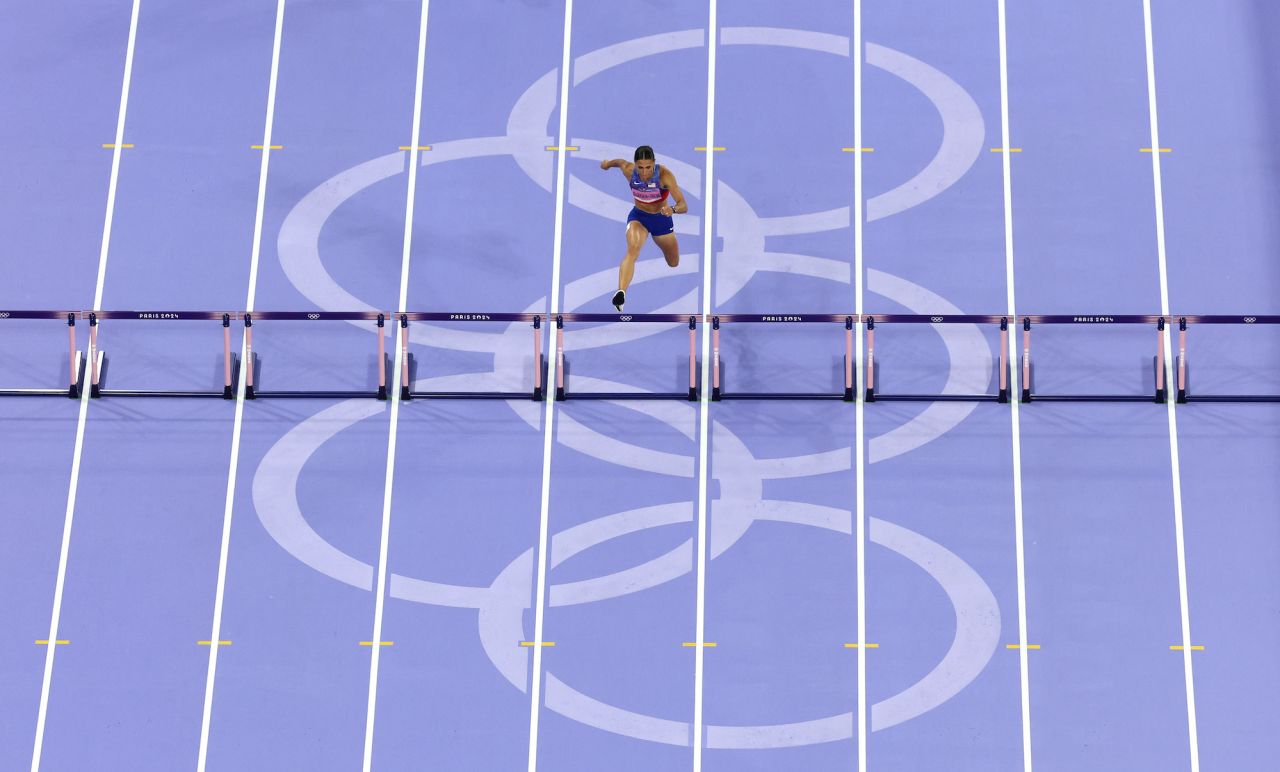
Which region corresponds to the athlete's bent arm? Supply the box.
[658,167,687,215]
[600,158,634,179]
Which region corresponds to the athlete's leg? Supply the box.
[653,232,680,268]
[619,219,649,291]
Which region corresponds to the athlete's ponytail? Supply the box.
[634,145,655,162]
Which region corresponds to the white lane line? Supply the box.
[362,2,432,769]
[995,3,1034,770]
[30,2,142,769]
[1140,3,1200,770]
[525,0,575,769]
[691,2,718,770]
[852,2,868,770]
[195,1,287,769]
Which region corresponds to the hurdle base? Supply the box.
[251,390,385,399]
[713,356,853,403]
[556,356,694,401]
[870,393,1002,402]
[1022,394,1160,403]
[1181,394,1280,403]
[562,392,700,400]
[1021,356,1166,404]
[716,392,852,401]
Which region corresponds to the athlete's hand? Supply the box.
[599,159,610,170]
[660,205,674,216]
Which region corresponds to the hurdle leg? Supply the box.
[223,314,236,399]
[532,316,544,401]
[399,314,412,401]
[89,313,101,398]
[376,314,387,400]
[1155,318,1167,403]
[689,316,698,401]
[1177,317,1187,403]
[844,316,854,402]
[1020,318,1031,403]
[555,316,566,401]
[711,317,721,401]
[244,315,256,399]
[864,317,876,402]
[998,317,1009,403]
[67,314,81,398]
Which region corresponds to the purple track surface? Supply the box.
[1,2,1277,771]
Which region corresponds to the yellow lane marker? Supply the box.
[399,145,432,151]
[102,143,134,149]
[359,641,394,646]
[842,643,880,649]
[990,147,1023,153]
[34,640,70,645]
[197,640,232,646]
[682,641,717,647]
[841,147,875,153]
[544,145,579,151]
[1006,643,1041,649]
[251,145,283,150]
[519,641,556,647]
[1141,147,1172,153]
[1170,645,1205,651]
[694,146,725,152]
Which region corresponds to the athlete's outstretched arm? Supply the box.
[599,159,634,179]
[659,167,688,214]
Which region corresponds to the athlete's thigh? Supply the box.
[652,232,678,254]
[626,219,649,249]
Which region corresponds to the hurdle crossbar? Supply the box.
[554,313,699,401]
[709,314,855,401]
[397,312,545,401]
[0,310,84,398]
[1174,315,1280,403]
[1018,315,1168,403]
[863,314,1009,403]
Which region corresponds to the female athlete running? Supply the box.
[599,145,688,311]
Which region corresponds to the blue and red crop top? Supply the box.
[629,164,669,206]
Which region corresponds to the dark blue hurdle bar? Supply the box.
[1018,315,1169,404]
[1174,315,1280,403]
[554,313,699,401]
[245,311,389,400]
[864,314,1009,403]
[710,314,855,401]
[86,311,240,399]
[398,312,546,401]
[0,311,84,397]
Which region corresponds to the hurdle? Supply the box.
[863,315,1009,403]
[554,313,699,401]
[1019,315,1168,403]
[710,315,855,401]
[86,311,240,398]
[0,310,85,398]
[1175,315,1280,403]
[398,312,546,401]
[244,311,389,400]
[4,307,1278,406]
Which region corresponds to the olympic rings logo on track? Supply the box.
[259,25,1004,751]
